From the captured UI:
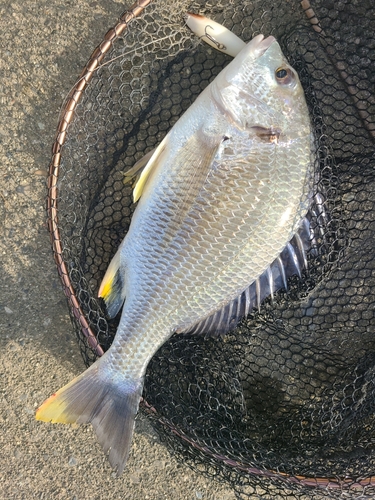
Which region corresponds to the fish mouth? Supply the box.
[247,34,276,59]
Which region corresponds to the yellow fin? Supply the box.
[123,148,155,186]
[133,134,169,202]
[98,247,125,318]
[36,378,79,424]
[36,357,144,476]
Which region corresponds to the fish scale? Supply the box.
[36,33,314,475]
[114,139,311,344]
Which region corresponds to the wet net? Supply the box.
[47,0,375,498]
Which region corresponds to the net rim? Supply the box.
[47,0,153,356]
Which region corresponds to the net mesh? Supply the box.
[47,0,375,497]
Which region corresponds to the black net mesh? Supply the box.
[47,0,375,497]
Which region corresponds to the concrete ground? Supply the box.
[0,1,236,498]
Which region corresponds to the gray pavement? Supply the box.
[0,2,235,499]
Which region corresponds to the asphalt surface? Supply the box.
[0,1,236,498]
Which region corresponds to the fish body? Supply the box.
[36,34,314,474]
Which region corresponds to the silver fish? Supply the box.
[36,33,314,475]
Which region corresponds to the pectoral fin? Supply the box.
[135,128,226,208]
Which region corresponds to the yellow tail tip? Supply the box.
[35,391,75,424]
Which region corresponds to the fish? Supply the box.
[36,32,315,475]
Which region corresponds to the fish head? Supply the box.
[211,35,311,138]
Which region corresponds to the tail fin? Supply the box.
[36,358,143,476]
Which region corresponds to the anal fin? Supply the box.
[98,247,125,318]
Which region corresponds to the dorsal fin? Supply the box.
[180,193,329,337]
[123,148,156,188]
[132,134,169,202]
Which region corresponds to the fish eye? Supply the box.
[276,68,288,79]
[275,67,295,85]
